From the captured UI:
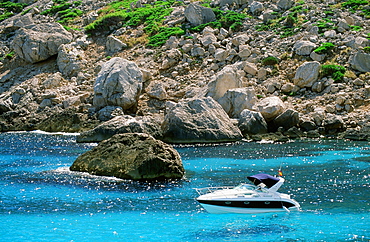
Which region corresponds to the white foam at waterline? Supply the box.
[30,130,80,136]
[52,166,125,181]
[8,130,80,136]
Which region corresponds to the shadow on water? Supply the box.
[184,213,295,241]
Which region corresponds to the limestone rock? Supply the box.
[162,97,242,143]
[77,115,163,142]
[97,106,124,121]
[184,3,216,26]
[277,0,294,10]
[271,109,300,131]
[238,109,268,136]
[106,35,127,52]
[293,40,316,56]
[250,1,264,15]
[206,65,243,100]
[217,87,257,118]
[243,61,258,76]
[12,23,72,63]
[147,81,167,100]
[323,114,345,132]
[93,57,143,110]
[254,96,285,122]
[71,133,184,181]
[350,51,370,72]
[57,43,85,77]
[293,61,321,88]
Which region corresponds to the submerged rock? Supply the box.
[70,133,184,181]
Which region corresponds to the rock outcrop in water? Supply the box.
[0,0,370,143]
[70,133,184,180]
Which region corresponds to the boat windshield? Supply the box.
[234,184,256,190]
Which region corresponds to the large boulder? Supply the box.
[77,115,163,143]
[254,96,286,122]
[293,40,316,56]
[238,109,268,136]
[271,109,300,131]
[293,61,321,88]
[184,3,216,26]
[206,65,243,100]
[70,133,184,181]
[12,23,72,63]
[57,43,85,77]
[350,51,370,72]
[162,97,243,143]
[93,57,143,110]
[217,87,257,118]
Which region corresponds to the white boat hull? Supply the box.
[199,203,291,214]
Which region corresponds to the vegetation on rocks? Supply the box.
[314,42,335,55]
[0,1,28,22]
[40,0,83,25]
[0,0,370,143]
[321,64,346,83]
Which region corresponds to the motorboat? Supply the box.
[195,173,301,214]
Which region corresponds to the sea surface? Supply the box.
[0,132,369,241]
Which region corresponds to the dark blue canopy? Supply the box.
[247,173,280,188]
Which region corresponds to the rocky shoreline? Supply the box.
[0,0,369,144]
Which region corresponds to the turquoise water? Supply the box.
[0,132,369,241]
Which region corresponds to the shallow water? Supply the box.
[0,132,369,241]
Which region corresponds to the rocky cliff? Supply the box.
[0,0,369,142]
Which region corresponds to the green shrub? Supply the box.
[0,1,28,23]
[148,27,185,47]
[364,46,370,53]
[350,25,363,31]
[255,2,306,38]
[342,0,370,16]
[189,10,247,32]
[262,56,279,66]
[41,0,83,25]
[314,42,335,54]
[321,65,346,82]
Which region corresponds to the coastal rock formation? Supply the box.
[162,97,242,143]
[77,115,163,142]
[206,65,243,100]
[254,96,285,122]
[1,0,370,142]
[238,109,268,136]
[12,23,72,63]
[93,57,143,110]
[70,133,184,180]
[217,87,257,118]
[57,43,85,77]
[271,109,300,131]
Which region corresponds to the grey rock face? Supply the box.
[71,133,184,181]
[238,109,268,136]
[254,96,286,122]
[217,87,257,118]
[293,61,321,88]
[77,115,163,142]
[271,109,300,131]
[93,57,143,110]
[184,3,216,26]
[12,23,72,63]
[350,51,370,72]
[162,97,242,143]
